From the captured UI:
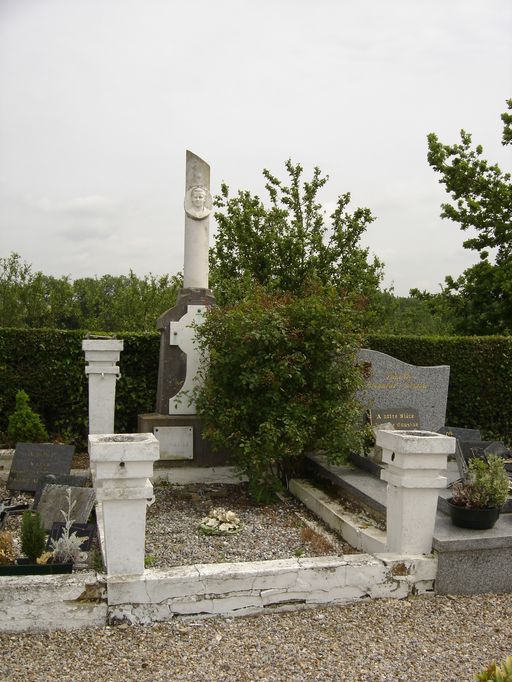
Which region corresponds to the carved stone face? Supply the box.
[185,185,212,220]
[191,187,206,210]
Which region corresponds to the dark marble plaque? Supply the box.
[47,522,96,552]
[34,473,90,509]
[369,407,420,430]
[6,443,74,492]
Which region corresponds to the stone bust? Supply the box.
[184,185,212,220]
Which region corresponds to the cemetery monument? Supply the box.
[139,151,225,464]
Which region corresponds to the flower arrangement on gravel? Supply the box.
[198,507,243,536]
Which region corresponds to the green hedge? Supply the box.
[0,329,510,448]
[0,329,159,448]
[365,335,512,443]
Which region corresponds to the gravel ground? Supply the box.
[145,483,357,567]
[2,462,511,681]
[1,594,511,681]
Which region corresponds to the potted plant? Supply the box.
[448,455,510,530]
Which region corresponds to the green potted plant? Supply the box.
[448,455,510,530]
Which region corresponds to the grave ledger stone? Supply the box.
[139,151,225,465]
[357,349,450,432]
[6,443,74,493]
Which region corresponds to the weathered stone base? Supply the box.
[138,413,230,467]
[107,554,436,625]
[0,555,436,632]
[0,572,107,632]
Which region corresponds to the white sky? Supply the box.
[0,0,511,295]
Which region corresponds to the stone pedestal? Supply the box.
[155,288,215,415]
[376,429,455,554]
[89,433,159,576]
[138,413,228,466]
[83,339,123,434]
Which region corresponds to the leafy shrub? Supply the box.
[476,655,512,681]
[451,456,510,509]
[194,287,366,500]
[20,511,46,562]
[7,389,48,444]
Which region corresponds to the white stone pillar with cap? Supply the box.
[89,433,159,576]
[82,338,123,434]
[376,429,455,554]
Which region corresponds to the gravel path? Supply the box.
[1,594,511,681]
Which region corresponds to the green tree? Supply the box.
[426,99,512,334]
[210,160,383,316]
[194,286,367,501]
[0,253,181,332]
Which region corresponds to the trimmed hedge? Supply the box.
[0,329,510,447]
[0,328,159,448]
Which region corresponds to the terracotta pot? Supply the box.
[447,498,500,530]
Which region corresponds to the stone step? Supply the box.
[303,453,512,595]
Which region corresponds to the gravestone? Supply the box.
[357,349,450,432]
[139,150,224,465]
[36,484,95,532]
[6,443,74,492]
[34,473,90,508]
[438,426,482,442]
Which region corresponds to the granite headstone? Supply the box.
[357,349,450,432]
[6,443,75,492]
[36,484,95,532]
[34,473,90,508]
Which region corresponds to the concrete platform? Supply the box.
[304,453,512,595]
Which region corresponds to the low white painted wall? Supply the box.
[107,554,436,625]
[0,573,107,633]
[0,554,436,632]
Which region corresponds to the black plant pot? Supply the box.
[0,560,73,576]
[447,498,500,530]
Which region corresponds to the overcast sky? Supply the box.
[0,0,511,295]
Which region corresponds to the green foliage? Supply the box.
[7,389,48,444]
[194,287,366,498]
[20,511,46,562]
[210,160,383,317]
[0,328,159,448]
[0,253,181,331]
[427,99,512,334]
[451,456,509,509]
[372,291,455,335]
[476,655,512,682]
[1,328,511,452]
[365,335,512,443]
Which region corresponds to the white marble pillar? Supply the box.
[82,339,123,434]
[89,433,159,576]
[377,429,455,554]
[183,150,212,289]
